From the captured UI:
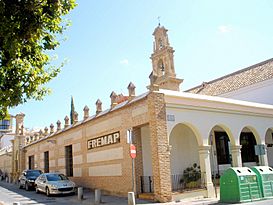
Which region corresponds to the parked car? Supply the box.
[18,170,42,190]
[35,173,75,196]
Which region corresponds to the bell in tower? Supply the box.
[147,25,183,91]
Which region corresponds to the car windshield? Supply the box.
[26,170,41,177]
[46,174,68,181]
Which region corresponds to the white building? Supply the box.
[186,58,273,169]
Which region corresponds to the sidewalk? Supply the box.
[71,188,219,205]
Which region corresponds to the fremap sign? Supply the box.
[87,131,120,150]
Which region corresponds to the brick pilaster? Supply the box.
[148,92,172,202]
[132,127,144,195]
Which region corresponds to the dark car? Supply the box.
[18,170,42,190]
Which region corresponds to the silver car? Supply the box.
[35,173,75,196]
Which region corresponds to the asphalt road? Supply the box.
[0,180,150,205]
[0,180,79,205]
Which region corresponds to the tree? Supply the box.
[70,96,75,124]
[0,0,76,118]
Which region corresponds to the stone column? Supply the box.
[148,92,172,202]
[231,145,242,167]
[12,113,25,183]
[198,145,215,198]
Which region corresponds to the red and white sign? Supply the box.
[130,144,136,159]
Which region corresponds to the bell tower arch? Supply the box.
[148,25,183,91]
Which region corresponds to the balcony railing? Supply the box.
[171,172,206,192]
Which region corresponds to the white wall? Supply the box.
[169,124,199,175]
[141,125,152,176]
[0,135,14,148]
[265,130,273,167]
[220,78,273,105]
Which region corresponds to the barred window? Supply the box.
[0,120,10,130]
[28,155,34,169]
[44,151,49,173]
[215,132,231,165]
[65,145,73,177]
[240,132,258,163]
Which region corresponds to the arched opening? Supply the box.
[209,125,234,179]
[157,59,165,76]
[240,127,258,167]
[265,128,273,167]
[169,123,202,191]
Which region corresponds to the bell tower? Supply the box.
[148,25,183,91]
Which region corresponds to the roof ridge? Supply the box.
[185,57,273,92]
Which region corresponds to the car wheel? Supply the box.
[46,187,51,197]
[25,183,29,191]
[35,186,40,194]
[18,181,22,189]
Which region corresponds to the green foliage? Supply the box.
[0,0,76,119]
[181,163,201,183]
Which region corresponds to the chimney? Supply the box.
[25,137,29,145]
[83,105,89,120]
[56,120,61,131]
[110,91,118,109]
[39,130,43,139]
[127,82,136,101]
[44,127,49,135]
[50,123,54,134]
[64,116,69,128]
[96,99,102,115]
[33,134,37,141]
[73,112,78,123]
[147,72,159,91]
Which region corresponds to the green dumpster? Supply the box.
[251,166,273,199]
[220,167,262,203]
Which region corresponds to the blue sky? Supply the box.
[10,0,273,130]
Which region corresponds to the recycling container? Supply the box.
[220,167,262,203]
[251,166,273,199]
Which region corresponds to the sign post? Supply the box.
[130,144,136,193]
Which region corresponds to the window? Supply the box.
[240,132,258,163]
[26,170,42,177]
[46,173,68,181]
[44,151,49,173]
[215,132,231,165]
[28,155,34,169]
[65,145,73,177]
[0,119,10,130]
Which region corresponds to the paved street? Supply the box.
[0,180,151,205]
[1,180,273,205]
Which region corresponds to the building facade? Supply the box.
[4,25,273,202]
[186,57,273,168]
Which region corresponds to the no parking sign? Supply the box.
[130,144,136,159]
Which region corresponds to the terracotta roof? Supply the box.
[185,58,273,96]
